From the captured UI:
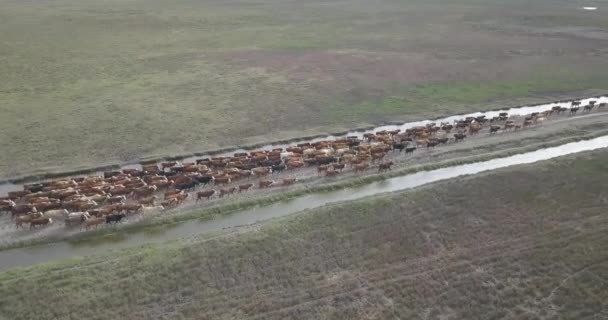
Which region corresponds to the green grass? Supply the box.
[1,149,607,319]
[1,0,608,179]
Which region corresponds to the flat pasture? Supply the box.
[1,0,608,178]
[1,149,607,319]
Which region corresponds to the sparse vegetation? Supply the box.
[1,0,608,179]
[1,150,607,319]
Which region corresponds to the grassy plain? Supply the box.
[1,0,608,178]
[1,150,607,319]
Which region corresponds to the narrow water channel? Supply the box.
[0,135,606,271]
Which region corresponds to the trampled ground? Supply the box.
[1,150,607,319]
[1,0,608,178]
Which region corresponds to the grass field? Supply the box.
[1,0,608,178]
[1,150,607,319]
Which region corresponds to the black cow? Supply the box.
[405,147,416,154]
[106,213,126,224]
[272,164,286,173]
[175,180,198,191]
[194,175,214,186]
[454,133,467,142]
[392,142,407,152]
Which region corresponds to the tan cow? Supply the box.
[258,180,274,188]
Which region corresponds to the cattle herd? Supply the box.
[0,100,604,231]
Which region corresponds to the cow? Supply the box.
[281,177,297,186]
[238,183,254,192]
[392,142,407,152]
[214,176,231,185]
[325,169,339,177]
[82,217,105,230]
[317,165,329,176]
[354,162,369,173]
[106,213,126,224]
[252,167,272,177]
[15,215,33,228]
[133,185,157,198]
[0,200,16,214]
[272,164,286,174]
[371,152,386,162]
[196,190,216,201]
[332,163,345,172]
[175,180,198,191]
[43,209,69,219]
[378,161,394,172]
[570,107,580,115]
[8,190,30,200]
[490,125,501,134]
[122,204,144,215]
[161,198,178,208]
[194,175,214,186]
[11,204,37,219]
[258,180,274,188]
[454,133,467,142]
[219,187,237,198]
[405,147,416,154]
[583,104,594,113]
[139,196,157,206]
[30,217,52,229]
[427,141,438,149]
[65,212,90,227]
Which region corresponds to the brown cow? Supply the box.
[258,180,274,188]
[161,198,178,208]
[354,162,369,173]
[214,176,231,185]
[196,190,216,201]
[219,187,237,198]
[378,161,394,172]
[107,195,127,203]
[239,183,254,192]
[11,204,37,218]
[121,204,144,215]
[82,217,105,230]
[252,167,272,177]
[371,152,386,162]
[15,215,33,228]
[133,185,157,198]
[281,177,297,186]
[0,200,16,213]
[317,165,329,175]
[139,196,157,206]
[325,169,339,177]
[30,217,52,229]
[332,163,345,172]
[287,161,304,169]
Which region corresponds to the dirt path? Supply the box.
[0,111,606,249]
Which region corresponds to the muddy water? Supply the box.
[1,96,606,195]
[0,136,606,271]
